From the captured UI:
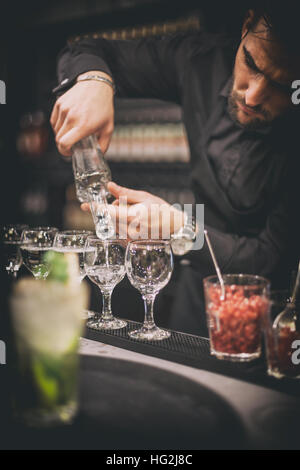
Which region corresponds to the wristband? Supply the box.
[77,74,116,94]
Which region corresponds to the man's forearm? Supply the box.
[54,35,197,101]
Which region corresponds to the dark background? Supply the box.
[0,0,247,224]
[0,0,250,334]
[1,4,300,452]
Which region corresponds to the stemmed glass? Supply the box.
[84,236,127,330]
[125,240,173,341]
[20,227,58,280]
[53,230,93,282]
[1,224,28,277]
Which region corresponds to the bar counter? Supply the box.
[79,332,300,450]
[1,322,300,450]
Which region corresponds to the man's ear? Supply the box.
[242,9,255,40]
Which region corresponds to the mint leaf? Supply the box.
[43,250,68,283]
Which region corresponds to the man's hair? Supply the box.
[246,2,300,58]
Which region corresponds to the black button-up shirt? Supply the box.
[55,32,300,289]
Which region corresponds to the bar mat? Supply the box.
[83,319,300,397]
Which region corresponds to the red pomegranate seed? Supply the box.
[207,285,268,356]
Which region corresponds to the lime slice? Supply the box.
[32,356,59,408]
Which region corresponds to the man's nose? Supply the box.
[245,77,268,107]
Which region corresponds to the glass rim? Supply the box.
[23,226,58,232]
[20,242,54,247]
[86,235,127,244]
[127,239,171,247]
[2,224,29,241]
[203,273,270,287]
[55,230,93,236]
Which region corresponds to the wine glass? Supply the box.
[125,240,173,341]
[54,230,94,320]
[1,224,28,277]
[20,227,58,280]
[53,230,93,282]
[84,236,127,330]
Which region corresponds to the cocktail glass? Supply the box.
[10,277,89,426]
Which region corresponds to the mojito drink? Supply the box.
[10,254,89,427]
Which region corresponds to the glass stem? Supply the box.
[143,294,156,330]
[101,290,113,320]
[7,262,15,278]
[7,266,17,279]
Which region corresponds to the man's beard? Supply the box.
[228,88,273,131]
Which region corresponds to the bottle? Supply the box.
[268,265,300,378]
[72,135,111,203]
[269,300,300,378]
[72,135,115,240]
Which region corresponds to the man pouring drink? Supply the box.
[51,5,300,335]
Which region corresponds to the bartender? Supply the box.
[51,7,300,335]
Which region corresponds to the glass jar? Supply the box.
[203,274,270,362]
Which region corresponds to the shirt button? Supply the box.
[61,78,69,85]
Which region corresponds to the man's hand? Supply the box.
[50,71,114,156]
[82,182,185,240]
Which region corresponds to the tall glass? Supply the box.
[20,227,58,280]
[84,236,127,330]
[53,230,93,282]
[10,276,89,427]
[204,274,270,362]
[1,224,28,277]
[125,240,173,341]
